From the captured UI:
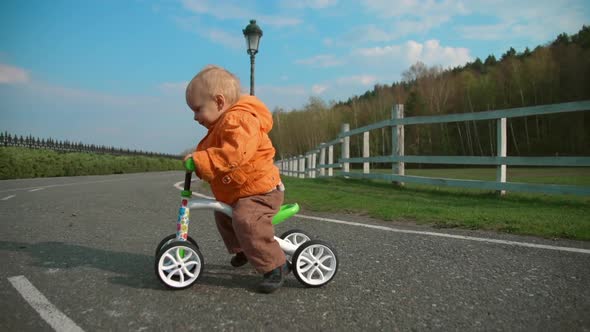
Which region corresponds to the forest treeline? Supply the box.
[270,26,590,161]
[1,131,179,159]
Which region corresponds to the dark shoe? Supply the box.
[230,252,248,267]
[258,262,291,294]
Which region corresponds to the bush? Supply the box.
[0,147,182,179]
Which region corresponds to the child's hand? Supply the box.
[183,153,197,172]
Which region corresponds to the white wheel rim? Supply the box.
[295,244,337,286]
[158,244,202,288]
[284,233,311,246]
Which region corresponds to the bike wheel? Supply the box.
[155,241,204,289]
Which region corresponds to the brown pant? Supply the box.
[214,189,286,274]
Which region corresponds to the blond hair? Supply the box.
[186,65,241,106]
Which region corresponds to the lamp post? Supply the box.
[243,19,262,96]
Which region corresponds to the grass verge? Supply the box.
[281,172,590,241]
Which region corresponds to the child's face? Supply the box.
[187,84,228,129]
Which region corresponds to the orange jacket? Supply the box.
[192,95,281,204]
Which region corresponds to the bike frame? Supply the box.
[177,197,298,256]
[177,169,298,256]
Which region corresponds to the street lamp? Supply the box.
[243,19,263,96]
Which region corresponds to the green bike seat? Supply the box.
[272,203,300,225]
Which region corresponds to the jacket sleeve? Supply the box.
[192,113,260,182]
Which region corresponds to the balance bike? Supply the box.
[154,158,339,290]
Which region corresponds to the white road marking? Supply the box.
[173,181,590,255]
[298,214,590,255]
[1,195,16,200]
[29,188,44,192]
[174,179,202,193]
[8,275,85,332]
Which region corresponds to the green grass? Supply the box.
[281,168,590,241]
[0,147,182,179]
[352,167,590,186]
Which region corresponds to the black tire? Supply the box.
[155,234,199,256]
[155,241,204,290]
[292,240,338,288]
[279,229,312,244]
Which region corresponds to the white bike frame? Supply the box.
[184,198,299,256]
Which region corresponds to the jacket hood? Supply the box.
[226,95,273,133]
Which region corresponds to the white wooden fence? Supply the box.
[276,101,590,196]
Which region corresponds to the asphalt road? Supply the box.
[1,171,589,331]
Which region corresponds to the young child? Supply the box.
[183,65,288,294]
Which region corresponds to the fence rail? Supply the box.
[276,101,590,196]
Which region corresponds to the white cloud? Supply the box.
[456,1,588,42]
[262,17,302,27]
[258,84,307,96]
[0,63,161,106]
[281,0,338,9]
[0,64,30,84]
[295,54,345,67]
[206,28,244,49]
[356,0,587,43]
[355,39,471,69]
[160,81,189,95]
[174,16,244,49]
[257,84,308,110]
[336,75,377,86]
[362,0,468,18]
[181,0,302,27]
[352,0,465,41]
[27,81,160,107]
[312,84,329,94]
[342,15,451,43]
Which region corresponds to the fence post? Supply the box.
[328,145,334,177]
[342,123,350,174]
[311,152,317,178]
[299,155,306,179]
[363,131,370,174]
[392,104,405,186]
[496,117,507,195]
[288,157,292,177]
[305,152,311,179]
[320,145,326,177]
[285,158,289,176]
[306,154,312,178]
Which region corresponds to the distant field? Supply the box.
[280,168,590,241]
[0,147,182,179]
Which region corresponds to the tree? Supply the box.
[571,25,590,48]
[484,55,497,67]
[552,32,570,46]
[471,58,485,73]
[501,47,517,61]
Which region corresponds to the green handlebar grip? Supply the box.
[184,157,196,172]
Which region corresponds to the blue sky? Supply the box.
[1,0,588,154]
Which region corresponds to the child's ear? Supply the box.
[214,94,226,111]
